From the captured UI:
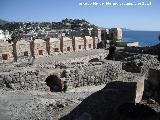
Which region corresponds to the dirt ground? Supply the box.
[0,85,105,120]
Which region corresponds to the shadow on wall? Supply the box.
[60,81,158,120]
[45,75,62,92]
[88,58,99,62]
[113,103,158,120]
[143,69,160,103]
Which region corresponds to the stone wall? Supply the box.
[61,37,73,53]
[50,38,60,53]
[74,37,85,52]
[17,40,31,57]
[109,28,122,41]
[144,68,160,103]
[84,36,94,50]
[0,41,13,62]
[0,36,99,62]
[34,39,47,57]
[0,59,142,92]
[0,68,47,91]
[62,62,121,89]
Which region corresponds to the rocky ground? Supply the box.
[1,45,160,120]
[0,85,105,120]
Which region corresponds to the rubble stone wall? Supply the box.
[50,40,60,53]
[0,69,49,91]
[0,59,143,92]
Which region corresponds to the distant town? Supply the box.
[0,18,126,62]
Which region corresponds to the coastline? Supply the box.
[123,30,160,47]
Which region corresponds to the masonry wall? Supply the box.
[0,63,119,91]
[34,39,47,57]
[61,37,73,52]
[0,41,13,62]
[145,69,160,102]
[17,40,31,57]
[84,36,94,50]
[109,28,122,41]
[50,38,60,54]
[0,35,98,62]
[0,69,49,91]
[0,59,140,92]
[74,37,85,52]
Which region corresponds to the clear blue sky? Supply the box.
[0,0,160,31]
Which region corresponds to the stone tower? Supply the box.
[109,28,122,41]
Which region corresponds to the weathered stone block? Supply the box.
[104,80,144,103]
[144,69,160,103]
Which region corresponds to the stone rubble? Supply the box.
[0,46,160,120]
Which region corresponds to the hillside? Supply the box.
[0,19,9,25]
[0,18,98,32]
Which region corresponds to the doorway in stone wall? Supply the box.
[24,51,28,56]
[2,54,8,60]
[67,47,70,51]
[39,50,43,55]
[45,75,62,92]
[54,48,59,52]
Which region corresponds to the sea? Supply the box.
[123,31,160,47]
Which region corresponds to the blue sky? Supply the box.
[0,0,160,31]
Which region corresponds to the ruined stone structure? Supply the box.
[73,37,85,52]
[0,41,13,62]
[91,28,102,43]
[17,40,31,58]
[0,37,98,62]
[50,38,60,53]
[34,39,47,57]
[100,29,110,48]
[144,68,160,103]
[109,28,122,41]
[84,36,94,50]
[0,28,122,62]
[101,29,108,42]
[0,57,144,92]
[60,37,73,52]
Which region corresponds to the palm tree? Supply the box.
[8,31,21,62]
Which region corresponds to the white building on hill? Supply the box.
[0,30,11,41]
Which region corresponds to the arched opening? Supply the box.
[115,103,158,120]
[45,75,62,92]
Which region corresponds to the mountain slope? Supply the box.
[0,19,9,25]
